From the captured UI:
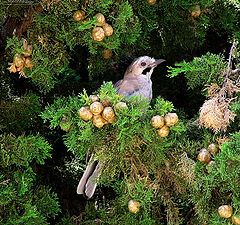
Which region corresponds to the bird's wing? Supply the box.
[77,158,98,195]
[114,79,123,89]
[114,78,141,97]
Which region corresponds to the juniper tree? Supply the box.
[0,0,240,224]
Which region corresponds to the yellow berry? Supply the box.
[102,49,113,59]
[151,115,165,129]
[93,115,107,128]
[90,102,104,115]
[164,113,179,127]
[218,205,233,219]
[89,95,100,102]
[92,27,105,41]
[157,125,170,137]
[102,23,114,36]
[73,10,85,21]
[208,143,219,156]
[102,107,115,123]
[197,148,211,164]
[95,13,105,26]
[79,106,93,121]
[147,0,157,5]
[232,215,240,225]
[128,200,140,214]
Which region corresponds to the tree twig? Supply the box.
[231,68,240,75]
[225,40,237,81]
[0,179,10,185]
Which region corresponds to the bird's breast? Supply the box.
[132,75,152,100]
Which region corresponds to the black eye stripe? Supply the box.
[142,67,151,75]
[141,62,146,66]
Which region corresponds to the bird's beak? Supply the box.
[149,59,166,67]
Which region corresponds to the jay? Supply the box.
[77,56,165,198]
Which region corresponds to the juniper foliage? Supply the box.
[0,134,60,225]
[3,0,239,92]
[1,0,240,224]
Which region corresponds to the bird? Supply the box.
[114,56,165,100]
[77,56,165,198]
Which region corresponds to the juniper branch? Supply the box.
[226,40,237,80]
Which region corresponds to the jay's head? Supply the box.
[125,56,165,77]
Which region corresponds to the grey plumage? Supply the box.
[77,56,165,198]
[115,56,165,100]
[77,156,102,198]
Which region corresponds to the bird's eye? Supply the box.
[141,62,146,67]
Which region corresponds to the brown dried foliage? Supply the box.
[199,79,239,132]
[199,41,240,132]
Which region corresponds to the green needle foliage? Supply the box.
[167,53,227,90]
[1,0,240,224]
[41,44,240,223]
[3,0,239,92]
[0,92,41,134]
[41,82,186,224]
[191,132,240,224]
[0,134,60,225]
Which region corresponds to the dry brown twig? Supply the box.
[0,179,10,185]
[199,40,240,132]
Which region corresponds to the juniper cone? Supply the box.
[77,56,165,198]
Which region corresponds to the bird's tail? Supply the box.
[77,158,102,199]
